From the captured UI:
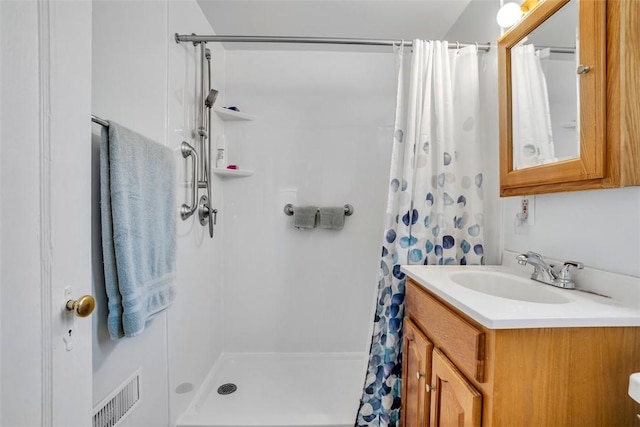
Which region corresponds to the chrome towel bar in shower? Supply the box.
[283,204,354,216]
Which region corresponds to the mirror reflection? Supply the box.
[511,0,578,170]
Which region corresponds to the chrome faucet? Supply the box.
[516,251,584,289]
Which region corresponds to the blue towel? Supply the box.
[100,121,177,340]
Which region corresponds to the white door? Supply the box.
[0,1,93,426]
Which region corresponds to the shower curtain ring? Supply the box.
[456,41,460,50]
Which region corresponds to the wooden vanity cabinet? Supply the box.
[402,319,432,427]
[430,348,482,427]
[402,318,482,427]
[402,281,484,427]
[402,278,640,427]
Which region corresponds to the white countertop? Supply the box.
[401,259,640,329]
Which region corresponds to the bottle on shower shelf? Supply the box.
[215,135,226,168]
[216,148,225,168]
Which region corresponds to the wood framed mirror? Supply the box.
[498,0,607,196]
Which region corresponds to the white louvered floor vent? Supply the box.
[93,369,141,427]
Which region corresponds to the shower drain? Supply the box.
[217,383,237,395]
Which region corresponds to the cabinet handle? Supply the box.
[576,65,591,75]
[416,372,425,380]
[426,383,436,393]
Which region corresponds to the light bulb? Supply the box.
[496,2,523,28]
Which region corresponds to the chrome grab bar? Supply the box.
[180,141,199,220]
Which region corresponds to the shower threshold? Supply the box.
[177,352,368,427]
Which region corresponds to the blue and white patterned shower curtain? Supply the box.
[356,40,484,427]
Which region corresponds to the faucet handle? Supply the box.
[562,261,584,271]
[556,261,584,288]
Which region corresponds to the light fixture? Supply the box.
[496,0,539,29]
[496,2,523,28]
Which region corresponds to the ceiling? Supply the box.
[196,0,474,51]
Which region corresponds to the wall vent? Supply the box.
[92,369,141,427]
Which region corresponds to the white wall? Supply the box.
[222,49,396,352]
[446,0,640,278]
[92,2,170,425]
[91,1,223,426]
[504,188,640,277]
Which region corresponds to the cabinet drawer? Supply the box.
[406,279,485,382]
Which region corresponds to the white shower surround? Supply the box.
[220,50,397,353]
[174,49,397,426]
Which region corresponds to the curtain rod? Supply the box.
[536,46,575,54]
[174,34,492,51]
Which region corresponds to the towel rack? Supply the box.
[91,115,109,127]
[283,204,354,216]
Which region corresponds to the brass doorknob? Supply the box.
[66,295,95,318]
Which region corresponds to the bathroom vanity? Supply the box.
[400,262,640,427]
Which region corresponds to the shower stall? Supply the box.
[90,3,493,420]
[170,37,398,426]
[168,30,492,425]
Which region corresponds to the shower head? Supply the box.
[205,89,218,108]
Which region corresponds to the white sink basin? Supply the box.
[449,271,572,304]
[630,373,640,404]
[401,255,640,329]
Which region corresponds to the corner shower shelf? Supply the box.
[213,168,254,178]
[214,106,255,121]
[212,105,255,178]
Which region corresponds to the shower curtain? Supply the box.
[356,40,484,427]
[511,44,555,169]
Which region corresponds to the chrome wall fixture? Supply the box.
[175,33,493,51]
[174,33,492,51]
[180,141,199,220]
[283,204,354,216]
[179,40,218,238]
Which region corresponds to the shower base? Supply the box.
[177,352,368,427]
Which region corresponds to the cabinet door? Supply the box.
[430,348,482,427]
[498,0,609,195]
[402,318,433,427]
